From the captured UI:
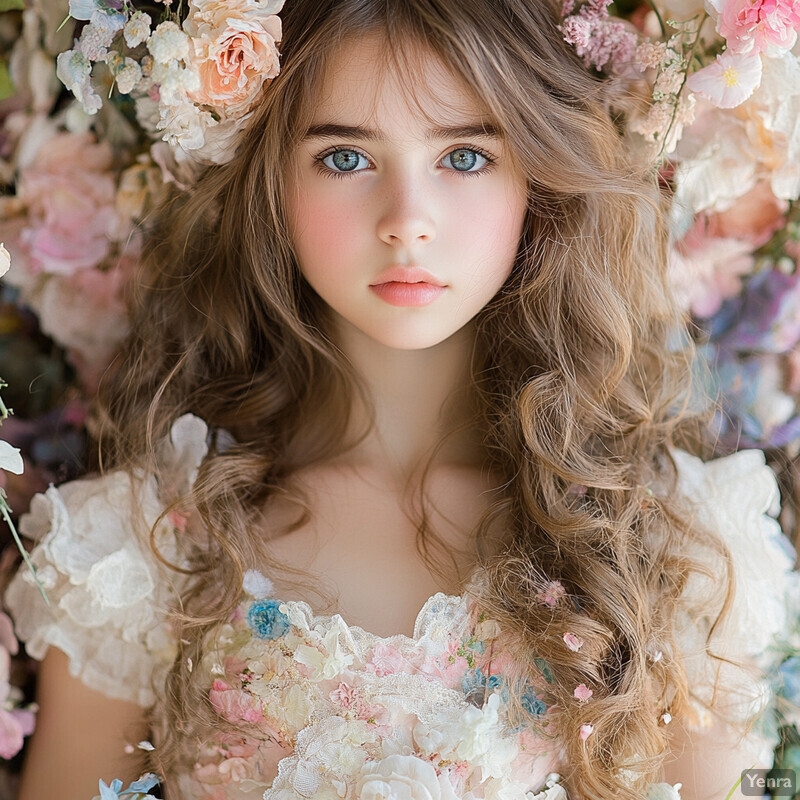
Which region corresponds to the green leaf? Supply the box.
[0,0,25,11]
[0,58,14,102]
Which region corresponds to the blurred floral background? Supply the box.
[0,0,799,796]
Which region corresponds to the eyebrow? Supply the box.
[301,123,501,143]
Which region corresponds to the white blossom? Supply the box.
[56,49,102,115]
[0,441,23,475]
[124,11,152,48]
[147,21,190,65]
[0,243,9,278]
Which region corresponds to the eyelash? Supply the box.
[312,145,498,181]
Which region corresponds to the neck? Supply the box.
[330,316,483,481]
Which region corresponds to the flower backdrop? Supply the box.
[0,0,798,796]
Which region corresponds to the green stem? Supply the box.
[645,0,667,38]
[0,498,49,607]
[654,11,708,163]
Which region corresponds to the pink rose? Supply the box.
[16,132,123,275]
[718,0,800,53]
[184,0,283,118]
[34,258,133,393]
[669,220,755,317]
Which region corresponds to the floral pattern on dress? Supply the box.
[184,576,564,800]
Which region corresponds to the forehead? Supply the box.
[308,33,493,134]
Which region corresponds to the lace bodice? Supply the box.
[179,578,565,799]
[4,413,799,800]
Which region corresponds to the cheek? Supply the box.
[288,184,361,271]
[455,186,526,278]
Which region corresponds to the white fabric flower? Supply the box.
[113,57,143,95]
[651,446,800,759]
[243,569,274,599]
[453,693,519,780]
[646,781,683,800]
[156,100,209,153]
[3,413,208,706]
[293,620,355,681]
[356,754,460,800]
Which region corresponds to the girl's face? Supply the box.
[286,35,528,351]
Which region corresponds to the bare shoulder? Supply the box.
[16,647,150,800]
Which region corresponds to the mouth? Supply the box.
[369,281,446,307]
[370,266,447,288]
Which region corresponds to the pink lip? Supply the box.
[370,265,447,287]
[370,282,446,307]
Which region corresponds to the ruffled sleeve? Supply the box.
[3,414,212,708]
[665,446,800,760]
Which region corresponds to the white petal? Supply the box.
[686,50,762,108]
[0,441,23,475]
[0,244,9,278]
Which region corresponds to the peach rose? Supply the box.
[184,0,283,118]
[706,181,789,248]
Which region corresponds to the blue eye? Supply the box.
[322,149,369,173]
[445,148,488,172]
[314,145,497,180]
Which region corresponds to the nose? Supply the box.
[375,171,436,248]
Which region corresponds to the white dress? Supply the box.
[4,415,799,799]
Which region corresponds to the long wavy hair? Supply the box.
[91,0,748,797]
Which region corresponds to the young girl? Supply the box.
[4,0,799,799]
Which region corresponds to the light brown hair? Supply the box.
[92,0,745,796]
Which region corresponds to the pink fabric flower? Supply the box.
[365,642,413,677]
[563,632,584,651]
[210,679,264,724]
[537,580,566,608]
[717,0,800,53]
[329,681,369,715]
[574,683,593,702]
[561,0,639,73]
[579,723,594,740]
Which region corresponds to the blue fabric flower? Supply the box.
[521,686,547,716]
[247,599,290,640]
[98,774,160,799]
[461,667,487,696]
